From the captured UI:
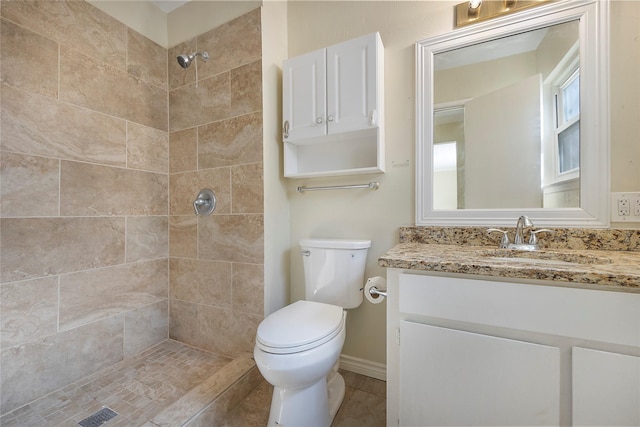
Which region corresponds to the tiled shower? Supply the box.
[0,0,264,416]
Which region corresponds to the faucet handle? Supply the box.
[528,229,552,246]
[488,228,510,249]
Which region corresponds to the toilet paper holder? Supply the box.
[365,277,387,301]
[368,286,387,300]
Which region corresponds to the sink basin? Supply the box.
[479,249,612,266]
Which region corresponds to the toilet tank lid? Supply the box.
[299,238,371,249]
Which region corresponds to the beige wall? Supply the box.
[0,1,169,413]
[285,0,640,366]
[610,0,640,197]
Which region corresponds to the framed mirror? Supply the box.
[416,0,609,227]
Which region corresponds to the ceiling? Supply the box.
[150,0,191,13]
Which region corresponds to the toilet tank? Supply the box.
[299,238,371,309]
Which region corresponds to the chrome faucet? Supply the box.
[514,215,533,245]
[488,215,552,251]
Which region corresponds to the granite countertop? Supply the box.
[379,227,640,292]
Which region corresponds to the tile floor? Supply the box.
[220,369,387,427]
[1,340,386,427]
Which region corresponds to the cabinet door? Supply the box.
[283,49,326,141]
[399,321,560,426]
[326,33,380,134]
[573,347,640,426]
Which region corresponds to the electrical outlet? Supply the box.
[618,198,630,216]
[611,192,640,222]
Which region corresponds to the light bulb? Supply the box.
[468,0,482,10]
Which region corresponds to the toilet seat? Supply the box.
[256,300,345,354]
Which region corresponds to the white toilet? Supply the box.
[254,238,371,427]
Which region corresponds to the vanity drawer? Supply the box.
[399,273,640,348]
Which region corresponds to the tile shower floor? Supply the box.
[1,340,386,426]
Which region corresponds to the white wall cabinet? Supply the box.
[385,269,640,426]
[283,32,384,178]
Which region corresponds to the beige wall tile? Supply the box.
[198,214,264,263]
[127,216,169,263]
[1,0,127,70]
[169,216,197,258]
[0,7,264,409]
[231,163,263,214]
[196,305,261,357]
[169,300,260,358]
[169,168,230,215]
[232,263,264,316]
[230,60,262,117]
[124,301,168,357]
[169,128,197,173]
[197,8,261,79]
[59,259,168,331]
[0,152,59,217]
[0,217,125,283]
[0,18,58,98]
[60,161,168,216]
[0,315,124,414]
[169,72,230,132]
[198,112,263,169]
[1,83,127,166]
[0,277,59,349]
[170,258,232,308]
[59,46,167,131]
[168,39,197,91]
[127,28,168,90]
[127,122,169,173]
[169,299,198,345]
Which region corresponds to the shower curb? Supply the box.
[142,353,259,427]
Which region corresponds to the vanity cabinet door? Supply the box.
[573,347,640,426]
[399,321,560,426]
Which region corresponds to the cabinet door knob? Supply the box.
[369,110,377,126]
[316,116,324,124]
[327,115,334,122]
[283,120,289,138]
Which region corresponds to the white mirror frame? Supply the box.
[416,0,609,227]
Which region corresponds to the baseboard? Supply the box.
[339,354,386,381]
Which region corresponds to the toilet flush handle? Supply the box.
[300,250,311,257]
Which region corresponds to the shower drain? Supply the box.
[78,407,118,427]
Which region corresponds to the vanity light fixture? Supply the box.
[455,0,551,28]
[468,0,482,16]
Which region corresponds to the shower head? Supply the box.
[176,51,209,69]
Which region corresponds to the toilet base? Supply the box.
[267,369,346,427]
[327,370,346,422]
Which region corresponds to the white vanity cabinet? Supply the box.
[386,269,640,426]
[400,321,560,426]
[282,32,384,178]
[573,348,640,426]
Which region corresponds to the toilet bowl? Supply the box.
[255,301,346,427]
[254,239,370,427]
